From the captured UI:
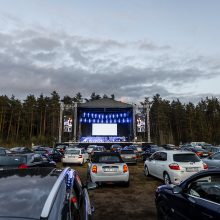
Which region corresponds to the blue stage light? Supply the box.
[106,119,109,123]
[93,119,96,123]
[88,119,91,123]
[112,114,115,118]
[114,119,116,123]
[118,119,121,123]
[120,113,123,117]
[123,113,126,117]
[84,118,87,123]
[101,119,104,123]
[105,115,108,119]
[109,114,112,118]
[97,119,100,123]
[83,112,86,117]
[110,119,112,123]
[94,113,97,118]
[116,114,119,118]
[122,118,125,123]
[80,118,83,122]
[91,113,94,118]
[127,118,129,123]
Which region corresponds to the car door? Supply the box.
[185,173,220,220]
[147,152,160,176]
[205,153,220,169]
[155,152,167,179]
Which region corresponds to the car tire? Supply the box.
[124,180,130,187]
[157,200,172,220]
[144,165,150,176]
[164,172,171,185]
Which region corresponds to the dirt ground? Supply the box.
[64,160,162,220]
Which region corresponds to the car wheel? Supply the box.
[144,165,150,176]
[157,200,173,220]
[124,180,130,187]
[164,172,171,185]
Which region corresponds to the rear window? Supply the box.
[121,150,134,154]
[92,155,123,163]
[0,156,26,165]
[173,154,200,162]
[65,149,80,155]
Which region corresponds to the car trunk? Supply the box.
[96,163,124,176]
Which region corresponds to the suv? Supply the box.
[0,167,95,220]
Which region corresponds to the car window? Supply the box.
[65,149,80,155]
[0,155,26,165]
[212,153,220,160]
[121,150,134,154]
[33,154,43,162]
[173,154,200,162]
[92,155,123,163]
[159,152,167,161]
[187,174,220,204]
[150,152,160,160]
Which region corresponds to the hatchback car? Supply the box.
[88,152,129,186]
[62,148,89,165]
[155,169,220,220]
[120,149,137,164]
[0,167,95,220]
[144,150,207,185]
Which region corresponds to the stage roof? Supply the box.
[78,98,133,109]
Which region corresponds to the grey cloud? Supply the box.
[0,27,220,104]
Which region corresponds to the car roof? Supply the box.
[158,150,195,155]
[0,168,60,219]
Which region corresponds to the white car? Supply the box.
[62,148,89,165]
[144,150,207,185]
[88,152,130,186]
[87,145,97,154]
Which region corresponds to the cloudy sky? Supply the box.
[0,0,220,103]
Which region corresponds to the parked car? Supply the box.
[208,146,220,154]
[110,144,122,152]
[155,169,220,220]
[0,153,56,170]
[203,152,220,169]
[88,152,129,186]
[55,143,69,154]
[120,149,137,164]
[0,147,7,155]
[91,146,106,156]
[141,145,164,161]
[87,145,97,154]
[62,148,89,165]
[34,146,63,162]
[144,150,207,185]
[10,147,33,154]
[182,146,210,158]
[0,167,96,219]
[124,145,138,154]
[160,144,179,150]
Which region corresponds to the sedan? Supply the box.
[62,148,89,165]
[155,169,220,220]
[203,152,220,169]
[88,152,129,186]
[120,149,137,164]
[144,150,207,185]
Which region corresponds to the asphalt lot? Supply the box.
[62,160,162,220]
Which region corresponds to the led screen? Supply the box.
[92,124,117,136]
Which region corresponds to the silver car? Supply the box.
[88,152,130,186]
[120,149,137,164]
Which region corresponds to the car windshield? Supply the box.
[65,149,80,155]
[93,155,123,163]
[173,154,200,162]
[121,150,134,154]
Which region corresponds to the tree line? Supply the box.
[0,91,220,146]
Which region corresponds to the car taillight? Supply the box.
[203,163,208,170]
[92,165,97,173]
[196,152,202,156]
[169,163,180,170]
[123,164,128,173]
[78,155,82,158]
[18,164,28,169]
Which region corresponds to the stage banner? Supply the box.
[136,113,145,133]
[63,115,73,133]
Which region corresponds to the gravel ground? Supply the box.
[60,160,162,220]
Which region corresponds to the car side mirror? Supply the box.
[87,182,97,190]
[173,185,182,194]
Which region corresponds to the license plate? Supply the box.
[186,167,199,172]
[104,168,117,172]
[68,156,75,158]
[125,156,131,159]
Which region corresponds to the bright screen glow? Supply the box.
[92,124,117,136]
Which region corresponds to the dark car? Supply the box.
[0,153,56,170]
[203,152,220,169]
[141,145,164,161]
[182,146,210,158]
[155,169,220,220]
[110,144,122,152]
[34,147,63,162]
[55,143,70,154]
[208,146,220,154]
[0,147,7,155]
[160,144,179,150]
[10,146,33,154]
[0,167,96,219]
